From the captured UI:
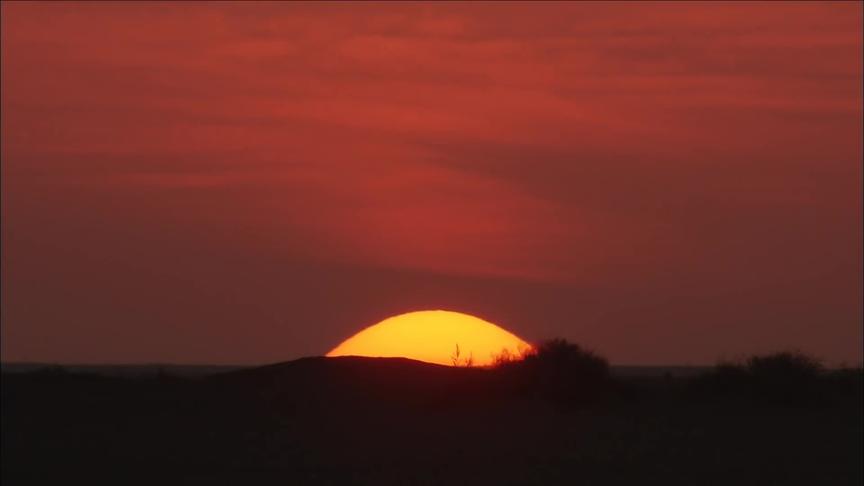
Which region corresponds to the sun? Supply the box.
[326,310,531,367]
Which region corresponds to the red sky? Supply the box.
[2,1,861,365]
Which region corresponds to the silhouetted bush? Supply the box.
[690,351,834,406]
[494,338,612,408]
[450,343,474,367]
[746,351,823,379]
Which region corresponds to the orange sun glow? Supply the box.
[326,310,531,366]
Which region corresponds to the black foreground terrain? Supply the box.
[2,356,862,485]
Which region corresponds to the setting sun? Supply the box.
[326,310,531,366]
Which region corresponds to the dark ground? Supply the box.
[2,357,862,485]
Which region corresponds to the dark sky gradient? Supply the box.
[2,1,861,365]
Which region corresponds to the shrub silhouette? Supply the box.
[746,351,823,378]
[494,338,611,408]
[691,351,829,406]
[450,343,474,367]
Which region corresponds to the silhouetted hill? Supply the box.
[206,356,495,411]
[0,360,714,379]
[211,355,478,388]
